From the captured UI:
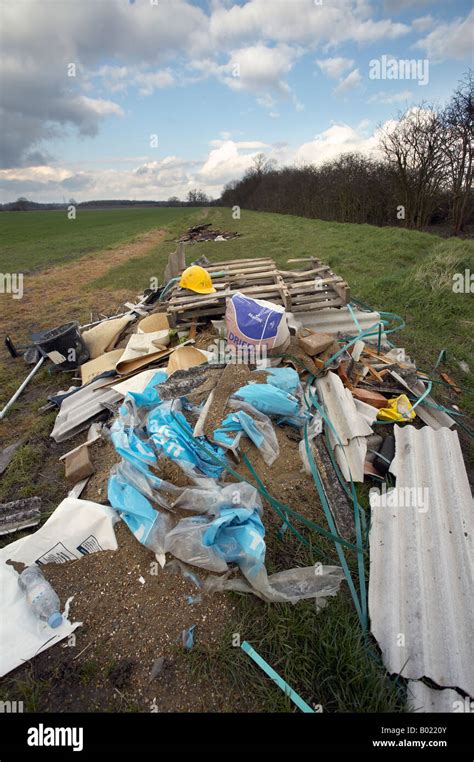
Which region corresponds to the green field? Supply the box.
[0,206,473,713]
[0,207,194,272]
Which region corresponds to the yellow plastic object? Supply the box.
[179,265,216,294]
[377,394,416,423]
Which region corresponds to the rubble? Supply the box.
[178,223,240,242]
[1,235,472,713]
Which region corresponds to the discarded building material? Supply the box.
[390,370,456,430]
[316,371,373,482]
[0,440,23,476]
[407,681,466,713]
[81,315,134,359]
[369,425,474,697]
[178,223,240,242]
[65,447,95,485]
[297,328,334,356]
[439,372,461,394]
[80,348,124,385]
[0,356,45,421]
[350,387,388,409]
[51,377,123,442]
[165,256,349,325]
[311,436,355,539]
[287,305,386,343]
[0,497,42,536]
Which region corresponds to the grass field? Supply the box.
[0,207,193,272]
[0,206,473,713]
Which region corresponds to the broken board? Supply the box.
[165,256,349,326]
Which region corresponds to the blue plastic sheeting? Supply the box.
[260,367,300,395]
[126,370,168,408]
[203,506,265,571]
[110,419,156,467]
[147,400,225,478]
[108,474,161,546]
[233,383,299,417]
[214,410,263,449]
[165,499,266,577]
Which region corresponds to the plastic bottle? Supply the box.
[18,565,63,629]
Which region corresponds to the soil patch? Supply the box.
[13,522,256,713]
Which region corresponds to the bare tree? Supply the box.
[379,106,447,229]
[441,71,473,235]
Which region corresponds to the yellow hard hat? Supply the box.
[179,265,216,294]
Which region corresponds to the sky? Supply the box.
[0,0,472,202]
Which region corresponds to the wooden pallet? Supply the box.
[166,256,349,326]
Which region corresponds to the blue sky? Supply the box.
[0,0,472,201]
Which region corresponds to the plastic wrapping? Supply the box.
[172,482,259,516]
[258,367,300,395]
[233,384,299,417]
[108,471,172,553]
[299,413,323,475]
[213,409,279,466]
[165,486,265,574]
[203,564,345,604]
[147,399,225,479]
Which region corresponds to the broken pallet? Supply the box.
[165,256,349,326]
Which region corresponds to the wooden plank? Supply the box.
[291,297,342,312]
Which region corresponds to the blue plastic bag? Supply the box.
[147,400,225,478]
[258,367,300,395]
[233,384,299,417]
[108,473,170,552]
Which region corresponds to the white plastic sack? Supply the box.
[226,292,290,354]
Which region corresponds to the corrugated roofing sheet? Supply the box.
[288,306,387,344]
[391,371,456,430]
[407,681,467,713]
[369,425,474,696]
[51,377,122,442]
[316,371,373,482]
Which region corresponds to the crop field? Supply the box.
[0,206,473,713]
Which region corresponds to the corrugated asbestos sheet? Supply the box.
[316,371,373,482]
[369,425,474,697]
[391,371,456,430]
[288,306,387,343]
[51,378,122,442]
[408,681,466,713]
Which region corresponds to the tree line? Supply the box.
[220,73,473,235]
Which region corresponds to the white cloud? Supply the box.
[198,139,269,184]
[414,10,474,62]
[295,122,383,166]
[0,119,397,203]
[316,57,355,79]
[411,15,435,34]
[208,0,409,47]
[190,43,301,103]
[368,89,413,104]
[334,68,362,96]
[95,66,175,96]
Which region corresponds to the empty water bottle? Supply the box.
[18,565,63,629]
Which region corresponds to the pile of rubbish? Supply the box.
[178,223,240,243]
[0,242,472,714]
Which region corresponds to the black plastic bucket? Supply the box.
[33,321,89,369]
